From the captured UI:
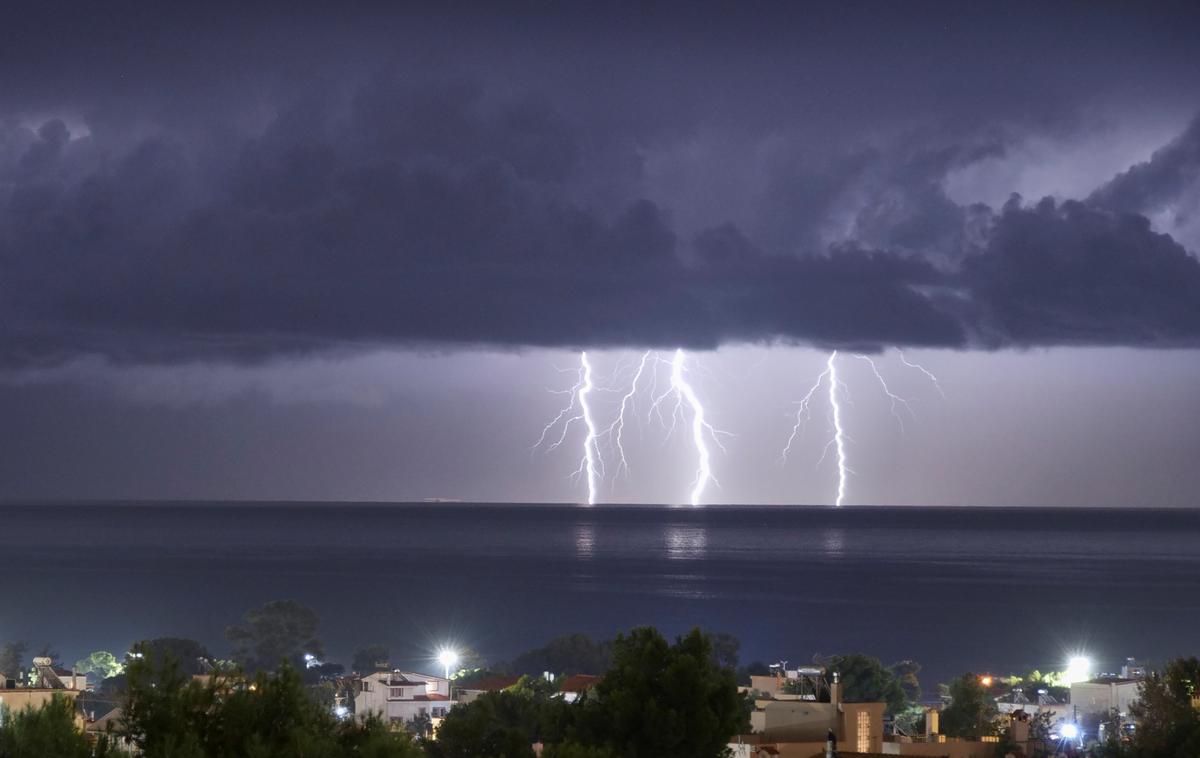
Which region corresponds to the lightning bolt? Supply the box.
[782,351,849,504]
[648,352,685,434]
[602,350,650,482]
[856,354,914,433]
[782,350,943,507]
[897,350,946,399]
[575,352,601,505]
[671,349,725,506]
[781,362,831,463]
[534,351,602,505]
[827,351,849,507]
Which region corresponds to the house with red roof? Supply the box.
[558,674,601,703]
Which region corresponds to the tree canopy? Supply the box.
[706,633,740,672]
[352,645,390,673]
[0,693,111,758]
[432,627,745,758]
[569,627,747,758]
[74,651,125,681]
[426,691,543,758]
[225,600,324,673]
[826,654,909,714]
[939,672,999,739]
[507,634,611,678]
[134,638,213,676]
[119,650,421,758]
[1099,657,1200,758]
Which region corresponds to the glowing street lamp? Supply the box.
[1065,656,1092,685]
[437,649,460,680]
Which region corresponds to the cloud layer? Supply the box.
[2,4,1200,364]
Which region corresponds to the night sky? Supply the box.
[3,2,1200,506]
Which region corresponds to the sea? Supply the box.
[3,501,1199,687]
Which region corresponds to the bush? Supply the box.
[0,694,110,758]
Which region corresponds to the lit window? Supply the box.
[857,711,870,752]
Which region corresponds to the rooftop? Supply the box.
[559,674,601,693]
[459,675,521,692]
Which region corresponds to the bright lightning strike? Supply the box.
[534,351,602,505]
[781,351,849,504]
[827,351,848,507]
[671,349,721,506]
[782,350,943,507]
[575,352,601,505]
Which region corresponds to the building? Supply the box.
[0,687,83,728]
[733,670,886,755]
[84,706,138,755]
[354,670,452,728]
[558,674,601,704]
[0,657,88,728]
[456,675,521,704]
[53,667,90,691]
[1070,677,1141,718]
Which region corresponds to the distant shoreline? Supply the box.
[0,498,1196,512]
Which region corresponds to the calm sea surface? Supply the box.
[3,502,1199,686]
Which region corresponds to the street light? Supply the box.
[437,649,460,680]
[1065,656,1092,685]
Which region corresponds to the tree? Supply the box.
[570,627,747,758]
[352,645,390,673]
[0,693,112,758]
[425,691,541,758]
[74,651,125,681]
[0,641,26,680]
[134,638,212,675]
[940,673,999,739]
[432,627,745,758]
[890,659,922,704]
[225,599,324,672]
[542,744,618,758]
[508,634,611,677]
[510,673,559,699]
[827,654,908,714]
[1105,657,1200,757]
[707,633,740,671]
[119,648,421,758]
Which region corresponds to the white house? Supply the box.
[354,670,453,728]
[1071,677,1141,718]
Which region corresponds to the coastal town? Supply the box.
[2,610,1196,757]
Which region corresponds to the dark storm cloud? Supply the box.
[964,197,1200,346]
[2,3,1200,364]
[1088,115,1200,216]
